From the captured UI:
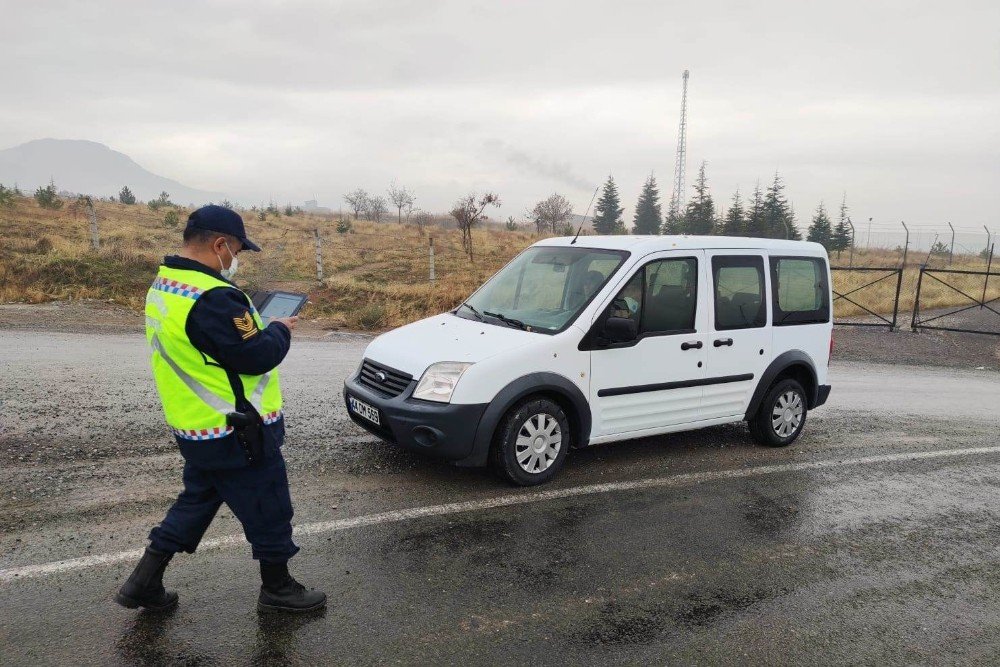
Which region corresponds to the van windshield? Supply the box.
[456,246,629,333]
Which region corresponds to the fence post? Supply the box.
[910,266,924,331]
[892,268,903,330]
[982,243,994,310]
[900,221,909,268]
[86,196,99,250]
[429,236,436,283]
[947,222,955,265]
[314,228,323,283]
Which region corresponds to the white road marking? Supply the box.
[3,445,1000,584]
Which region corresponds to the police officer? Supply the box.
[115,205,326,613]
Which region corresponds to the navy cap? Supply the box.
[185,205,261,252]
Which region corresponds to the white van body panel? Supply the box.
[451,327,590,405]
[361,313,537,378]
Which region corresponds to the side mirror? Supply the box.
[604,316,638,343]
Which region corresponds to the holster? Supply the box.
[223,367,266,466]
[226,409,265,465]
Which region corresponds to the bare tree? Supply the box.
[366,194,389,224]
[412,209,433,235]
[388,182,415,225]
[344,188,370,220]
[450,192,501,259]
[528,193,573,234]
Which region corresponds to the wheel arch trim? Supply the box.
[744,351,819,420]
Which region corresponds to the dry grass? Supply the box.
[1,194,995,330]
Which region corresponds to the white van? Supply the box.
[344,235,832,486]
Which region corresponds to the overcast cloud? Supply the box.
[2,0,998,233]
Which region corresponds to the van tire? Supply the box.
[490,398,570,486]
[748,378,807,447]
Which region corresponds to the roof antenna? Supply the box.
[571,186,600,245]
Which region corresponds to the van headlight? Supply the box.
[413,362,473,403]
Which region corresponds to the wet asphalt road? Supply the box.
[1,330,1000,665]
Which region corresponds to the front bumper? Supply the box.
[343,372,487,462]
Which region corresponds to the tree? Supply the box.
[412,210,433,234]
[683,162,715,235]
[505,216,520,231]
[663,208,684,234]
[118,186,136,205]
[147,191,173,211]
[632,173,663,235]
[0,184,15,208]
[34,181,63,210]
[763,173,795,239]
[929,240,949,257]
[344,189,369,220]
[592,176,625,235]
[450,192,501,258]
[721,189,746,236]
[807,203,834,249]
[831,194,852,256]
[387,182,415,225]
[745,182,768,238]
[366,194,389,223]
[164,210,180,227]
[336,217,353,234]
[528,193,573,234]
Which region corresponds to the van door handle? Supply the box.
[680,341,703,350]
[714,338,734,347]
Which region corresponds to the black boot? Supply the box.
[258,562,326,613]
[115,547,178,611]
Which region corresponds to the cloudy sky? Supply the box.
[3,0,998,236]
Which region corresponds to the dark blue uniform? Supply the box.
[148,255,299,564]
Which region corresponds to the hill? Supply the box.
[0,138,224,206]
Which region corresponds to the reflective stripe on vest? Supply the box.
[146,265,283,439]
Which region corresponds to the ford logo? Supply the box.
[375,371,387,383]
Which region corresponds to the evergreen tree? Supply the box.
[683,161,715,235]
[721,189,746,236]
[745,182,768,237]
[832,194,852,256]
[662,207,683,234]
[118,186,136,205]
[807,203,834,249]
[631,173,662,235]
[787,202,802,240]
[763,172,794,239]
[592,175,626,235]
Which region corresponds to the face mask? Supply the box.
[217,241,239,280]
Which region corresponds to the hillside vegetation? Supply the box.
[0,194,995,330]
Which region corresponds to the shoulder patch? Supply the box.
[233,311,258,340]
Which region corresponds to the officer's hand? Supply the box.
[272,316,298,332]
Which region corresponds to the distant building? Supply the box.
[303,199,331,213]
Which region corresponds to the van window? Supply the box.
[460,246,628,333]
[642,258,698,333]
[770,256,830,325]
[604,257,698,335]
[712,256,766,330]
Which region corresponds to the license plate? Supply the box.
[349,395,381,426]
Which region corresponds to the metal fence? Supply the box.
[911,258,999,337]
[830,266,904,329]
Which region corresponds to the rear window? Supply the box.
[770,256,830,325]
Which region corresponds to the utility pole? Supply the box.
[667,70,690,222]
[986,226,993,261]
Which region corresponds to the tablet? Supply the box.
[257,291,309,321]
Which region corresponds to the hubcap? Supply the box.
[515,413,562,473]
[771,390,803,438]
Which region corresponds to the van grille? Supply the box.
[358,360,412,397]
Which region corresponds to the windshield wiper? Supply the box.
[483,311,528,330]
[457,302,484,321]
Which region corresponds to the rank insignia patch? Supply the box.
[233,311,258,340]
